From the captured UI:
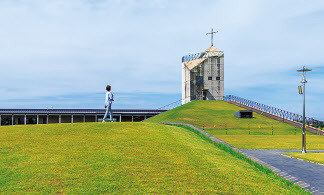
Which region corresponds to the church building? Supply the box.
[182,45,224,104]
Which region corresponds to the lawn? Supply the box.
[0,122,308,194]
[216,135,324,150]
[283,152,324,165]
[147,100,323,150]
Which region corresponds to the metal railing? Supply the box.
[225,95,323,127]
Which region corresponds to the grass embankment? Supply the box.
[283,152,324,165]
[147,100,324,150]
[0,122,308,194]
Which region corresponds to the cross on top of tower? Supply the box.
[206,28,218,46]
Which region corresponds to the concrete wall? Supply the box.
[220,56,224,98]
[182,63,191,104]
[203,57,216,100]
[203,55,224,100]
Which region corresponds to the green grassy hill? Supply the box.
[0,122,308,194]
[147,101,324,149]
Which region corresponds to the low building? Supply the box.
[0,109,166,125]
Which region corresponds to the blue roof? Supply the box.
[182,52,206,62]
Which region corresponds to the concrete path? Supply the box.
[158,123,324,194]
[242,149,324,195]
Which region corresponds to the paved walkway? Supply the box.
[242,150,324,194]
[158,123,324,194]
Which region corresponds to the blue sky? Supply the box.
[0,0,323,120]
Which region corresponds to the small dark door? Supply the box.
[203,91,207,100]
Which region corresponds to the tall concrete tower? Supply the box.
[182,46,224,104]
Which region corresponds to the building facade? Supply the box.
[0,109,166,126]
[182,46,224,104]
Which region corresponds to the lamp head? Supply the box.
[297,66,312,72]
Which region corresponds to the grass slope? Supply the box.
[147,100,304,135]
[147,101,324,150]
[283,152,324,165]
[0,122,308,194]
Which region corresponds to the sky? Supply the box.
[0,0,323,120]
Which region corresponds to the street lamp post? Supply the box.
[297,66,312,153]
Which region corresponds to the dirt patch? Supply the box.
[180,118,200,122]
[51,177,64,194]
[204,126,235,129]
[202,126,214,129]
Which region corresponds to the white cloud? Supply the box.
[0,0,323,119]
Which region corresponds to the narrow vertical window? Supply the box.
[196,76,203,85]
